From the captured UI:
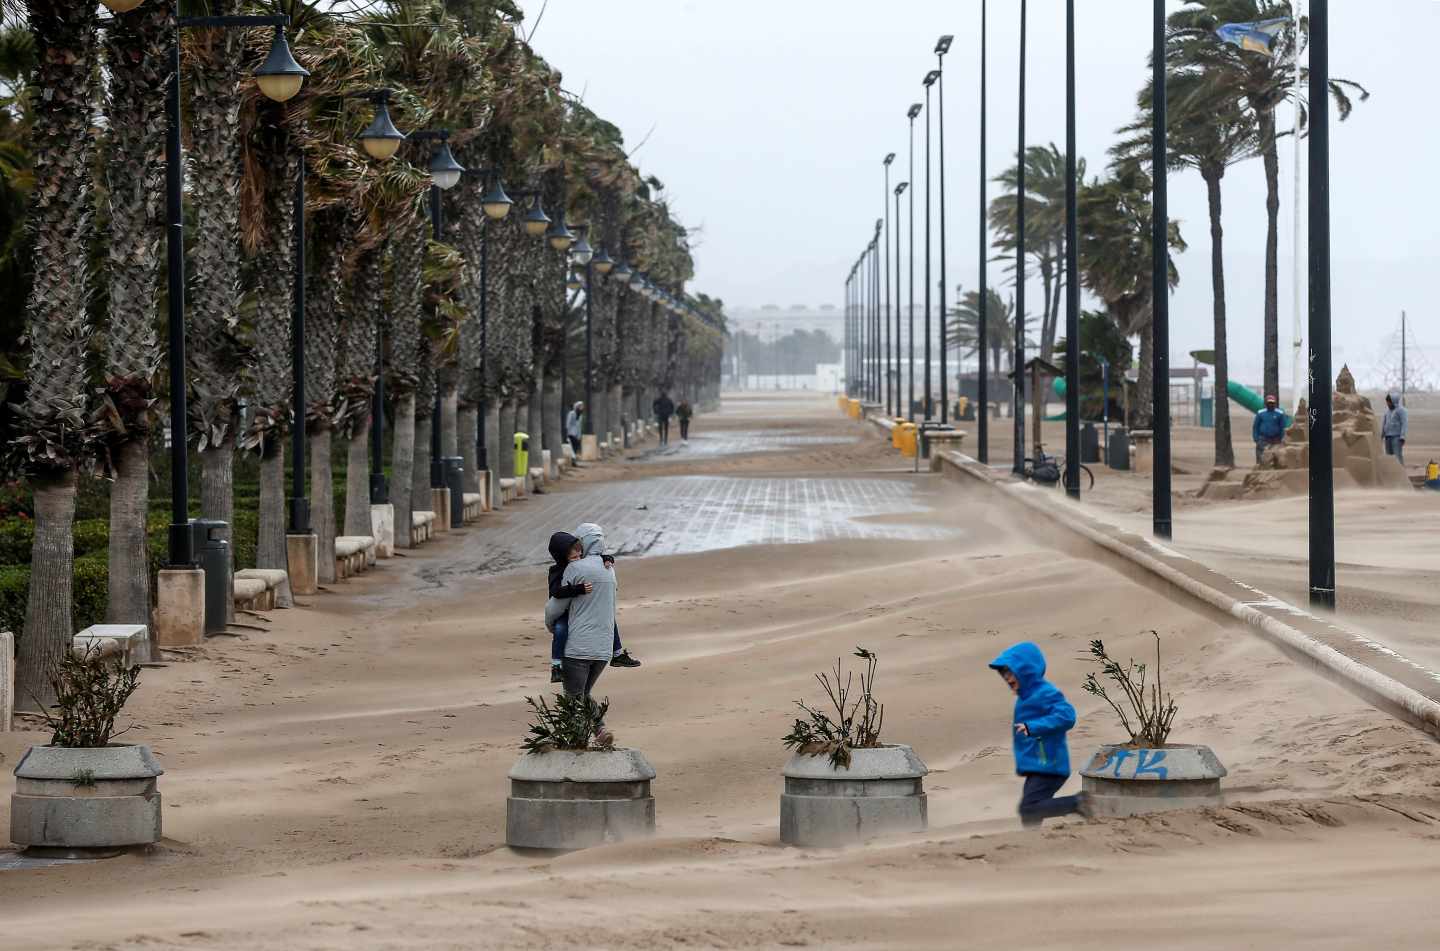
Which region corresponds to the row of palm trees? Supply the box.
[953,1,1364,461]
[2,0,725,706]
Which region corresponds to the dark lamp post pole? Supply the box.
[883,153,894,416]
[1151,0,1173,538]
[1063,0,1080,500]
[978,0,990,465]
[936,35,952,425]
[923,70,938,423]
[1309,0,1335,607]
[907,103,921,422]
[1013,0,1028,476]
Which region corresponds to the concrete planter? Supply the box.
[780,744,928,847]
[1079,743,1227,817]
[10,744,163,854]
[506,748,656,851]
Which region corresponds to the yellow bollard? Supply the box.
[847,398,862,419]
[899,422,918,458]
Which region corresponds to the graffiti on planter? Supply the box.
[1090,748,1169,780]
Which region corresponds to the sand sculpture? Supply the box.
[1199,366,1411,500]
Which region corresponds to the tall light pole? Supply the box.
[572,224,596,432]
[883,153,895,416]
[923,70,938,423]
[978,0,990,464]
[907,102,921,422]
[1013,0,1028,476]
[1151,0,1173,538]
[936,35,953,425]
[162,13,307,566]
[895,181,907,418]
[1063,0,1080,500]
[1308,0,1335,607]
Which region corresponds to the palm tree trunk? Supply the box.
[1261,108,1281,402]
[498,401,515,480]
[343,425,371,537]
[310,428,335,583]
[200,441,235,534]
[412,413,432,514]
[18,471,77,711]
[1135,322,1154,429]
[257,440,287,575]
[440,380,458,458]
[484,404,502,510]
[1204,169,1235,468]
[392,393,416,547]
[1038,259,1055,362]
[542,375,561,466]
[457,406,478,494]
[106,436,151,627]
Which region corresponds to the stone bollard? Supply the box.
[1079,744,1227,817]
[431,487,451,532]
[370,503,395,558]
[506,749,656,850]
[286,533,319,596]
[1,630,12,732]
[154,568,205,646]
[581,434,600,462]
[780,745,928,847]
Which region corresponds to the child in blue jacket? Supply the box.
[990,642,1083,828]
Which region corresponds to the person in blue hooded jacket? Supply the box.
[989,642,1083,828]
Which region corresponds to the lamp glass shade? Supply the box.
[358,101,405,161]
[100,0,145,11]
[428,141,464,191]
[481,179,513,220]
[546,219,575,252]
[522,200,551,237]
[570,233,593,266]
[612,261,632,285]
[592,248,614,275]
[254,28,309,103]
[566,271,584,291]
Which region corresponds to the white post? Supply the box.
[1,630,13,732]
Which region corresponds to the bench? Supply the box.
[234,568,289,610]
[462,492,485,522]
[334,536,376,579]
[232,576,269,610]
[411,510,436,545]
[528,466,546,490]
[923,430,968,471]
[499,477,518,503]
[73,623,150,666]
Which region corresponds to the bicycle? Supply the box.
[1022,445,1095,492]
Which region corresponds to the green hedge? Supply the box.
[0,518,112,568]
[0,553,109,643]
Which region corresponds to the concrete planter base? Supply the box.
[506,749,656,851]
[780,744,928,847]
[10,745,163,852]
[1080,743,1227,817]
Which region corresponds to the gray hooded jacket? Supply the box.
[1382,392,1409,438]
[544,522,616,661]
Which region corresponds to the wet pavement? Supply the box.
[635,429,857,461]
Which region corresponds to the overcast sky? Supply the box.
[530,1,1438,391]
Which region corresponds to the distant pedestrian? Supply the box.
[676,399,693,441]
[566,401,584,459]
[1383,392,1408,467]
[1252,394,1287,464]
[653,391,675,446]
[989,642,1083,829]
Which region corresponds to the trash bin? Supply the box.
[1080,423,1100,464]
[442,456,465,526]
[191,518,230,636]
[1107,428,1131,471]
[514,432,530,481]
[898,422,918,458]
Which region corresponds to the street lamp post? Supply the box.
[923,70,938,423]
[883,154,894,416]
[936,35,953,425]
[907,102,921,422]
[1013,0,1028,476]
[1063,0,1080,500]
[161,13,307,567]
[978,0,989,465]
[895,182,907,419]
[572,225,596,436]
[1309,0,1335,607]
[1151,0,1173,538]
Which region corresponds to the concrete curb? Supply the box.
[935,449,1440,740]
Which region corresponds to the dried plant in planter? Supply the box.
[1082,632,1178,748]
[782,648,885,769]
[521,693,613,754]
[41,646,141,748]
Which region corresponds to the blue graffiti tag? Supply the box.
[1091,747,1169,779]
[1134,749,1169,780]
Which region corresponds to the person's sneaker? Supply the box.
[610,651,642,668]
[549,665,563,684]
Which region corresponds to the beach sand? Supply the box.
[3,392,1438,950]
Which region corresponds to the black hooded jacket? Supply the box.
[547,532,589,599]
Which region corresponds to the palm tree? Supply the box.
[1118,65,1257,468]
[1169,0,1367,403]
[12,0,99,709]
[1076,164,1186,427]
[947,288,1030,381]
[341,243,382,537]
[99,2,168,629]
[388,211,425,546]
[988,144,1084,362]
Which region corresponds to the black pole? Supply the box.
[884,159,892,415]
[163,25,193,567]
[584,259,594,434]
[428,183,444,488]
[873,233,881,404]
[923,81,933,423]
[908,109,917,423]
[1308,0,1335,607]
[895,184,905,421]
[938,49,949,425]
[978,0,989,465]
[477,214,489,473]
[1152,0,1173,538]
[1064,0,1080,500]
[1013,0,1027,475]
[369,320,387,503]
[288,153,310,533]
